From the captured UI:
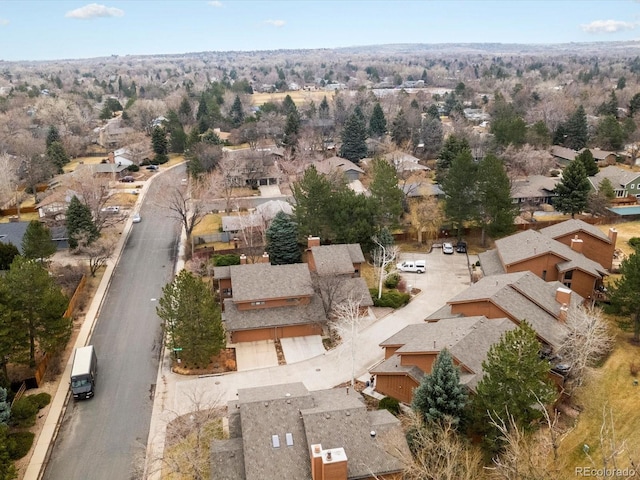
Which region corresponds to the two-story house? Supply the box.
[211,382,409,480]
[588,165,640,201]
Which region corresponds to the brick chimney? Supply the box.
[307,235,321,249]
[608,228,618,246]
[555,286,572,306]
[310,444,348,480]
[559,303,569,322]
[261,252,270,264]
[570,235,583,253]
[240,254,247,265]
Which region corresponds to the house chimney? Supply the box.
[555,286,572,308]
[311,444,323,480]
[570,236,584,253]
[240,254,247,265]
[559,303,569,322]
[321,447,348,480]
[608,228,618,246]
[307,235,321,249]
[261,252,270,263]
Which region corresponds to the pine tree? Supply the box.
[554,160,591,218]
[229,95,245,128]
[21,220,56,261]
[0,389,8,425]
[609,249,640,342]
[283,111,300,151]
[472,321,555,452]
[151,126,169,163]
[318,96,330,119]
[282,95,298,117]
[442,150,478,239]
[66,196,99,249]
[390,109,411,147]
[477,154,516,242]
[0,244,18,270]
[595,115,626,151]
[266,211,301,265]
[157,270,225,367]
[340,112,368,162]
[575,149,599,177]
[166,110,186,154]
[292,165,337,242]
[369,103,387,137]
[178,96,193,124]
[46,141,70,174]
[598,177,616,200]
[46,125,60,149]
[412,349,467,426]
[563,105,588,150]
[0,425,16,479]
[436,134,471,181]
[369,157,403,227]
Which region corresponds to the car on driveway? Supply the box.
[120,176,134,183]
[396,260,426,273]
[145,165,158,171]
[456,241,467,253]
[442,242,454,254]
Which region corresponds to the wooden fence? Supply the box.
[34,354,49,387]
[11,382,26,407]
[0,206,38,217]
[64,275,87,319]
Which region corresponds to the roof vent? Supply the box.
[370,430,376,438]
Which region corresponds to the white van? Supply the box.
[396,260,426,273]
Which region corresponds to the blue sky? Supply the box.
[1,1,639,61]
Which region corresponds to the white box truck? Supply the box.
[70,345,97,400]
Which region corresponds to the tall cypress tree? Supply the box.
[412,349,467,426]
[554,159,591,218]
[266,211,301,265]
[369,103,387,137]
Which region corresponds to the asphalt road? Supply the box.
[43,167,184,480]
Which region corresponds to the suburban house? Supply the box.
[93,117,134,149]
[0,221,30,254]
[315,156,365,183]
[211,382,409,480]
[37,189,78,220]
[223,149,284,188]
[215,259,326,343]
[477,227,609,299]
[221,200,293,235]
[590,148,618,166]
[539,219,618,270]
[511,175,559,207]
[306,237,373,310]
[382,151,430,173]
[588,165,640,201]
[371,316,516,404]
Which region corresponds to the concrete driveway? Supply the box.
[234,340,279,371]
[280,335,325,364]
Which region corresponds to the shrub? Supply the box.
[378,396,401,416]
[372,290,410,308]
[28,392,51,410]
[10,397,38,428]
[384,273,400,289]
[213,254,241,267]
[628,237,640,250]
[8,431,34,460]
[126,164,140,172]
[550,169,561,177]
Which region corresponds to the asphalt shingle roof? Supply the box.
[229,263,315,302]
[0,221,29,254]
[540,218,612,244]
[589,165,640,190]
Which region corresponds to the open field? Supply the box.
[251,90,334,107]
[63,155,107,173]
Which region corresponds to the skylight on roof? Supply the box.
[286,433,293,446]
[272,434,280,448]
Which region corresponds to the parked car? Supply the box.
[442,242,454,254]
[456,241,467,253]
[145,165,158,171]
[101,206,120,214]
[132,213,141,223]
[396,260,426,273]
[120,176,134,183]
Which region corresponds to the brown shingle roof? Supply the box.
[229,263,314,302]
[223,295,326,331]
[540,219,611,244]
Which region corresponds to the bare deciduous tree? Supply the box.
[329,294,367,389]
[166,186,204,239]
[408,196,445,244]
[372,236,400,299]
[75,232,117,277]
[312,273,354,316]
[63,167,118,233]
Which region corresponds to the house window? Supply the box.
[222,288,232,297]
[563,270,573,288]
[631,184,635,189]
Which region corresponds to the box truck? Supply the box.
[70,345,97,400]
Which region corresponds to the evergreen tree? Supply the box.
[281,95,297,116]
[598,177,616,201]
[0,244,18,271]
[369,157,403,227]
[526,120,551,147]
[266,211,301,265]
[178,96,193,125]
[229,95,245,128]
[151,126,169,163]
[473,321,555,452]
[563,105,588,150]
[0,424,16,480]
[46,141,69,174]
[21,220,56,261]
[594,115,626,151]
[318,96,330,119]
[45,125,60,149]
[436,134,471,182]
[596,91,618,118]
[3,256,71,367]
[0,388,9,425]
[477,154,516,241]
[426,104,440,120]
[157,270,225,367]
[575,149,599,177]
[283,111,300,151]
[490,102,526,147]
[340,112,368,162]
[390,109,411,147]
[609,249,640,342]
[165,110,186,154]
[554,160,591,218]
[292,166,336,242]
[412,349,467,426]
[369,102,387,137]
[66,196,99,249]
[418,116,444,157]
[629,93,640,117]
[330,188,378,250]
[442,150,478,239]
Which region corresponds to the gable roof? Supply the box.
[539,218,611,244]
[229,263,314,302]
[448,272,579,348]
[551,145,578,161]
[212,382,408,480]
[494,229,607,278]
[0,221,29,254]
[315,156,365,175]
[310,244,365,276]
[589,165,640,191]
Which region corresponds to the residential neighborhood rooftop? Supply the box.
[228,263,315,302]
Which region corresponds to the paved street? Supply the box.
[145,247,474,478]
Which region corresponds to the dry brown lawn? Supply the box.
[597,220,640,257]
[63,155,107,173]
[251,90,332,107]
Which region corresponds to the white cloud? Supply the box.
[580,19,637,34]
[208,1,223,7]
[265,19,285,28]
[65,3,124,19]
[0,19,9,26]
